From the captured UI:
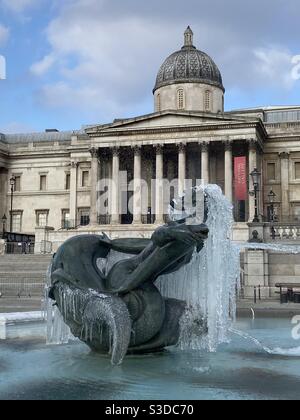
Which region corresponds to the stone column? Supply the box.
[111,147,120,225]
[178,143,186,197]
[279,152,290,219]
[155,145,164,224]
[133,146,142,224]
[224,141,233,202]
[248,140,258,222]
[201,142,210,184]
[89,148,99,226]
[70,161,78,225]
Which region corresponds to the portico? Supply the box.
[84,114,265,228]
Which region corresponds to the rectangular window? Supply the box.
[11,213,22,232]
[62,210,71,229]
[36,211,48,227]
[78,209,90,226]
[205,90,211,111]
[295,163,300,180]
[14,176,21,192]
[267,163,276,181]
[82,171,89,187]
[65,173,71,190]
[177,89,184,110]
[156,94,161,112]
[293,205,300,220]
[40,175,47,191]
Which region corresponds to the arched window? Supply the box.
[156,93,161,112]
[177,88,185,110]
[205,90,211,111]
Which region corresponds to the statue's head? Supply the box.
[188,223,209,253]
[189,223,209,240]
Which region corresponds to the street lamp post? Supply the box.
[268,189,276,240]
[250,168,261,223]
[1,214,7,238]
[9,176,16,233]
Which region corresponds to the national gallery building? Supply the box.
[1,27,300,257]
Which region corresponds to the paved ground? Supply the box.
[0,298,43,313]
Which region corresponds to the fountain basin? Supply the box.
[1,316,300,400]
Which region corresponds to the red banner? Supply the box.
[234,157,247,201]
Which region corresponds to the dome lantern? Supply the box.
[184,26,194,49]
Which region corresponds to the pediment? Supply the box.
[87,111,253,134]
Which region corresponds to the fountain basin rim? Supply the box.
[0,311,43,325]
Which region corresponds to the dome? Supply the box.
[153,27,224,93]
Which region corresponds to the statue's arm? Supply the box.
[159,249,194,275]
[110,238,152,255]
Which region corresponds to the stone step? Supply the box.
[0,265,50,271]
[0,255,51,298]
[0,273,47,279]
[0,256,51,260]
[0,285,45,297]
[0,256,52,260]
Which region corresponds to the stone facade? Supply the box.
[1,108,299,246]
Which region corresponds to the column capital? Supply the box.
[177,142,186,153]
[89,147,99,159]
[247,139,258,151]
[154,144,164,155]
[279,151,290,160]
[223,140,233,152]
[132,145,142,156]
[200,141,210,152]
[70,161,79,169]
[112,146,120,157]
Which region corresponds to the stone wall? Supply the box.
[154,83,224,113]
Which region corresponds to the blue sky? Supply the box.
[0,0,299,133]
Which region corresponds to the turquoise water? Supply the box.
[1,317,300,400]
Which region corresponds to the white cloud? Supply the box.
[30,0,300,119]
[0,24,9,46]
[253,47,296,89]
[30,54,55,76]
[32,0,181,117]
[1,0,39,14]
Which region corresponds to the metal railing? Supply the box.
[5,242,35,255]
[141,214,155,225]
[98,215,111,225]
[60,217,90,230]
[0,276,46,298]
[40,240,52,254]
[238,285,300,304]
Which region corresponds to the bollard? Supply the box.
[254,286,257,304]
